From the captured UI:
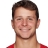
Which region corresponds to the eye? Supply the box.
[28,18,33,20]
[17,18,22,20]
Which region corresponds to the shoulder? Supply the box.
[6,43,14,48]
[40,44,48,48]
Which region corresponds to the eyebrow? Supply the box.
[14,16,22,19]
[15,16,35,18]
[27,16,36,19]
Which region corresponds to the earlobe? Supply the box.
[36,19,40,29]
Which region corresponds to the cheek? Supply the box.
[28,21,36,26]
[14,21,21,27]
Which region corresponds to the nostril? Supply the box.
[22,20,27,26]
[22,23,27,26]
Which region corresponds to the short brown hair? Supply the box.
[12,0,39,20]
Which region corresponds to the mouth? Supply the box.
[20,29,30,32]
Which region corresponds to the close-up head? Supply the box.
[11,0,40,39]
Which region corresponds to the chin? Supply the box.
[19,36,32,40]
[16,32,36,40]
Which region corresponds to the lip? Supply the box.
[20,29,30,32]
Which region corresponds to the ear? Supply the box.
[11,20,14,29]
[36,19,40,29]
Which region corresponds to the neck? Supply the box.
[14,34,40,48]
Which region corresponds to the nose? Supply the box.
[22,19,28,26]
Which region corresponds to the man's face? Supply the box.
[11,7,40,39]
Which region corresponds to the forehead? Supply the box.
[14,7,36,18]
